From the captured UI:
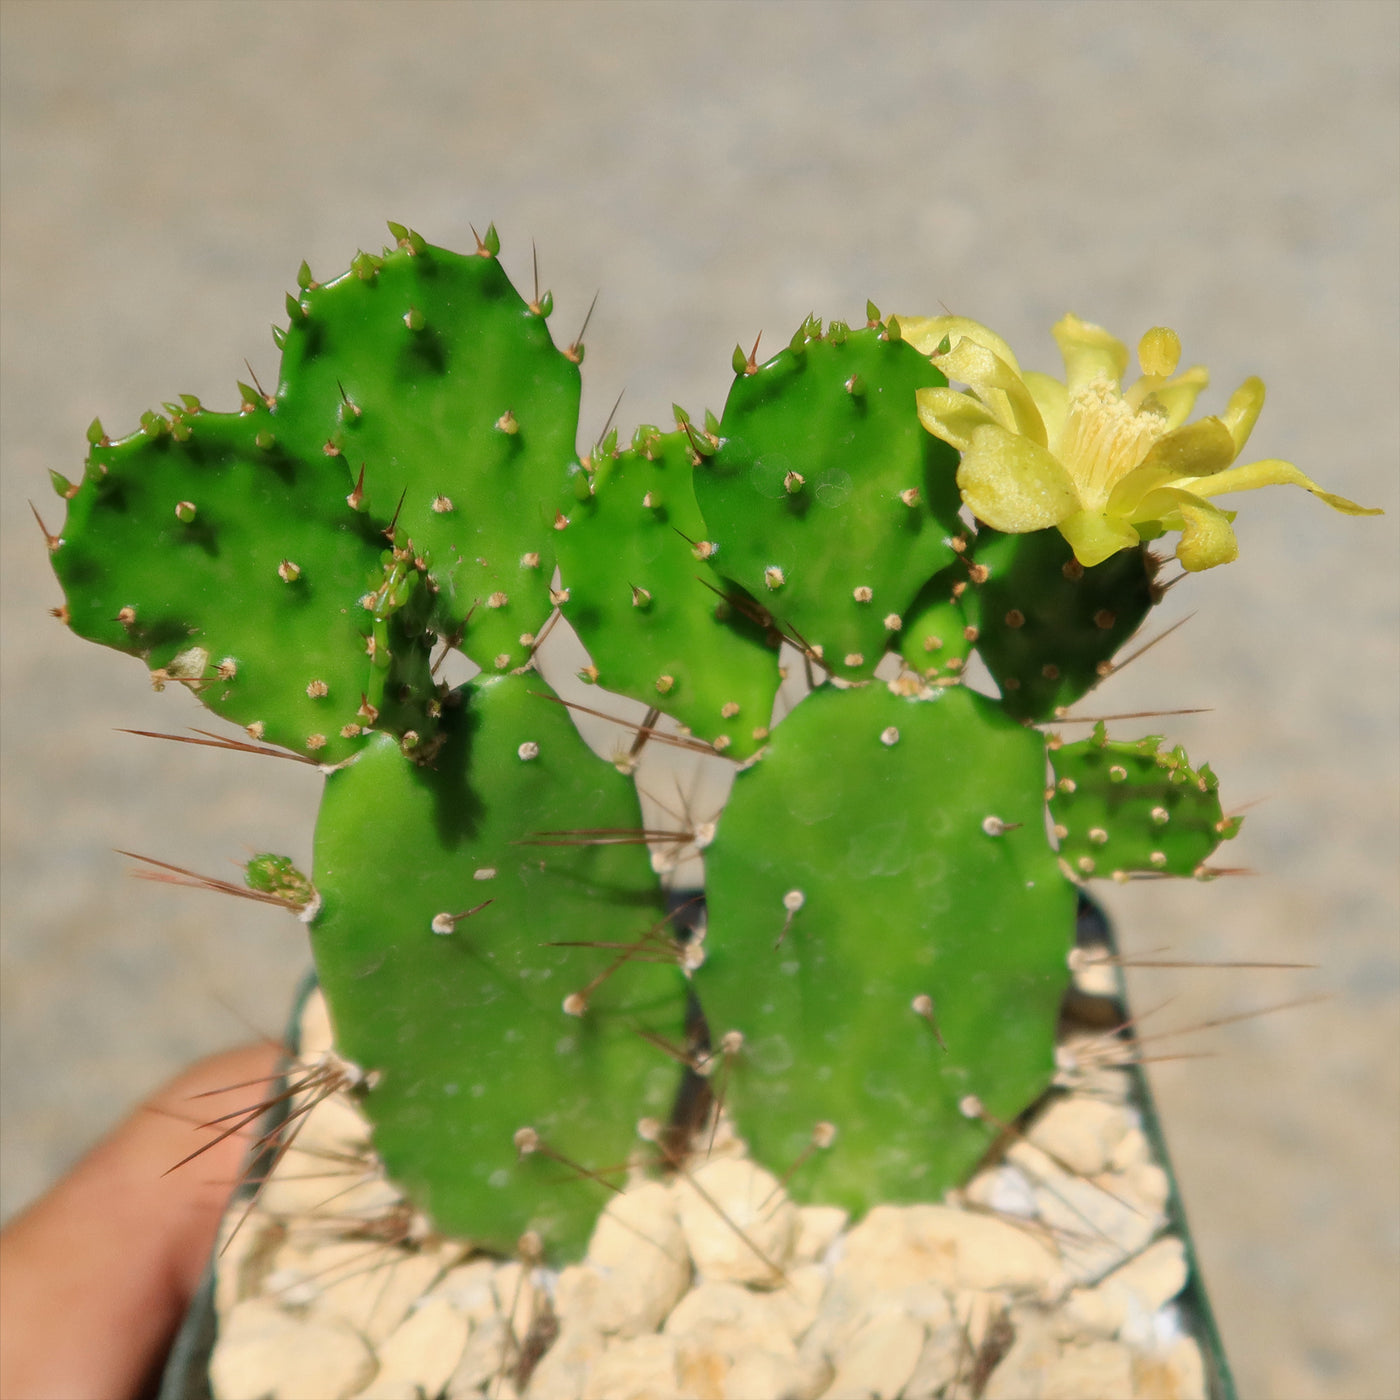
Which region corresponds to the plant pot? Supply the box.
[158,894,1235,1400]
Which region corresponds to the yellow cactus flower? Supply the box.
[896,312,1381,571]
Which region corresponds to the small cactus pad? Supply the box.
[696,321,963,680]
[699,682,1076,1215]
[1049,724,1242,879]
[244,854,316,911]
[53,404,437,762]
[963,528,1160,721]
[897,564,978,686]
[556,425,780,757]
[273,231,581,672]
[310,671,686,1257]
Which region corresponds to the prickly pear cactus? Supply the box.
[45,229,1380,1260]
[701,682,1076,1211]
[311,672,685,1256]
[696,314,963,683]
[555,423,780,758]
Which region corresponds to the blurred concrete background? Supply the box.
[1,2,1396,1395]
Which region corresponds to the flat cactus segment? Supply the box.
[963,528,1160,721]
[1049,724,1242,879]
[699,683,1076,1216]
[897,564,977,686]
[556,427,781,758]
[697,325,963,679]
[273,235,582,672]
[53,404,435,763]
[244,854,315,912]
[310,672,686,1258]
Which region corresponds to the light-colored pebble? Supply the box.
[355,1295,469,1400]
[287,1083,375,1159]
[213,1210,284,1316]
[901,1314,970,1399]
[1027,1095,1132,1178]
[770,1263,827,1337]
[792,1204,848,1264]
[982,1309,1059,1400]
[1069,955,1119,999]
[585,1181,688,1332]
[664,1279,799,1359]
[1053,1039,1134,1102]
[1125,1160,1172,1212]
[210,1298,376,1400]
[672,1339,726,1399]
[519,1323,606,1400]
[307,1238,458,1343]
[1132,1335,1207,1400]
[296,986,337,1059]
[1110,1125,1152,1171]
[495,1261,549,1340]
[962,1161,1040,1220]
[838,1203,1064,1297]
[674,1157,797,1286]
[580,1333,680,1400]
[1064,1237,1189,1339]
[571,1181,690,1336]
[1044,1338,1137,1400]
[823,1312,926,1399]
[1007,1140,1166,1284]
[723,1348,830,1400]
[431,1257,501,1323]
[446,1313,514,1396]
[256,1158,392,1220]
[804,1272,952,1365]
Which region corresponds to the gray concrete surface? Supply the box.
[2,3,1396,1396]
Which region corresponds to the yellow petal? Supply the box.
[1105,415,1239,521]
[915,386,1000,452]
[1056,509,1142,567]
[1135,487,1240,571]
[1052,314,1129,394]
[1220,377,1265,454]
[1022,370,1068,452]
[936,337,1047,446]
[895,315,1024,375]
[1138,415,1240,478]
[956,424,1080,533]
[1152,365,1211,431]
[1178,457,1383,515]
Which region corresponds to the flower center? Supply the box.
[1057,378,1169,511]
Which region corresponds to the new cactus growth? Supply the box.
[46,229,1381,1262]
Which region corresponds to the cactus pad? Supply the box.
[53,404,438,762]
[1049,723,1242,879]
[698,682,1076,1215]
[272,230,582,673]
[696,321,963,681]
[556,425,781,757]
[310,671,687,1256]
[964,528,1160,720]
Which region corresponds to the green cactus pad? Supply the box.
[53,404,437,763]
[698,682,1076,1216]
[696,322,963,681]
[964,528,1160,721]
[556,425,781,757]
[310,670,687,1257]
[897,564,978,685]
[1049,723,1242,880]
[244,853,316,911]
[273,231,582,673]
